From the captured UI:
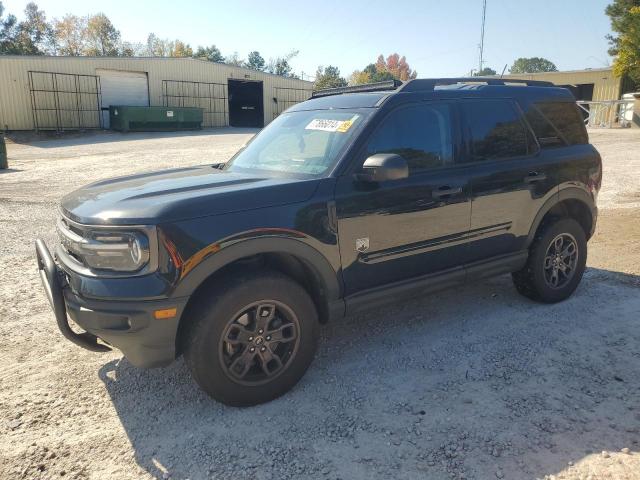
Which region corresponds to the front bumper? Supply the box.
[36,239,188,368]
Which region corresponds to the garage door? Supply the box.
[97,69,149,128]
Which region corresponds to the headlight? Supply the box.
[57,216,154,273]
[81,231,150,271]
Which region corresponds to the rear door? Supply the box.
[461,99,559,263]
[334,101,472,295]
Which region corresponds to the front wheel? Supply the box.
[512,218,587,303]
[184,271,319,406]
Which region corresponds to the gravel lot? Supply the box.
[1,128,639,480]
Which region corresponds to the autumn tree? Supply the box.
[606,0,640,86]
[172,40,193,57]
[509,57,557,74]
[245,50,265,70]
[85,13,120,56]
[195,44,224,62]
[225,51,243,66]
[349,53,417,85]
[54,14,87,56]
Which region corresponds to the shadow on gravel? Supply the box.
[99,268,640,480]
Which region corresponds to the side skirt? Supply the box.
[343,250,528,317]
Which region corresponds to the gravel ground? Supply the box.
[1,128,639,480]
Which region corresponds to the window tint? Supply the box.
[365,103,453,173]
[461,100,528,161]
[534,102,588,146]
[524,106,564,147]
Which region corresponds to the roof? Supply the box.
[290,78,574,111]
[0,55,314,85]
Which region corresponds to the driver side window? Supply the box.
[365,103,453,174]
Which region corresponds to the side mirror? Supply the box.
[355,153,408,183]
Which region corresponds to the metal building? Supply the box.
[0,56,313,131]
[501,67,624,102]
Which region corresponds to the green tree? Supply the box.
[19,2,54,54]
[245,50,265,70]
[195,44,223,62]
[509,57,558,74]
[474,67,497,76]
[54,14,87,56]
[606,0,640,55]
[267,50,299,77]
[85,13,120,56]
[606,0,640,86]
[313,65,347,90]
[0,2,21,54]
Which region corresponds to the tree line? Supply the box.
[0,2,300,77]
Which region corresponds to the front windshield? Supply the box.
[225,109,370,177]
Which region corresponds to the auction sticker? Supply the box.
[305,119,343,132]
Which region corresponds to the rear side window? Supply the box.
[365,103,453,174]
[461,100,529,161]
[528,102,588,146]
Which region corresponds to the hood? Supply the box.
[60,166,320,225]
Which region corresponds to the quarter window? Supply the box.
[365,103,453,174]
[461,100,529,161]
[533,102,588,146]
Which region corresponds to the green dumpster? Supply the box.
[0,134,7,170]
[109,106,203,132]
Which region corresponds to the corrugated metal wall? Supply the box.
[501,68,622,101]
[0,56,313,130]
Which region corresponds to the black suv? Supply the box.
[36,78,601,406]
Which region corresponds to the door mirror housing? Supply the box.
[355,153,408,183]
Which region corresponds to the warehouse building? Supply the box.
[501,67,627,102]
[0,56,313,131]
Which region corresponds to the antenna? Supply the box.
[479,0,487,73]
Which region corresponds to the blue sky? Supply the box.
[3,0,614,79]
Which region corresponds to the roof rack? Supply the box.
[311,77,555,98]
[311,80,403,98]
[398,77,555,92]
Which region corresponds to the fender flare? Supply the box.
[525,186,596,247]
[171,236,341,304]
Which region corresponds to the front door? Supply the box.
[335,102,472,296]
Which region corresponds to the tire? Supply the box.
[512,217,587,303]
[184,271,319,406]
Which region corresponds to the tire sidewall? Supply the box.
[529,218,587,303]
[186,273,318,406]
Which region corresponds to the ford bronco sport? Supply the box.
[36,78,601,406]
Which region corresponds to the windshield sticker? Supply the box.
[305,116,358,133]
[336,115,358,133]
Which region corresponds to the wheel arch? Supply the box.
[173,237,343,356]
[526,187,596,247]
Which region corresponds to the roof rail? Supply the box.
[311,80,403,98]
[399,77,555,92]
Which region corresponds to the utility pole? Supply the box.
[479,0,487,74]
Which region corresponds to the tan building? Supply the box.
[501,67,624,102]
[0,56,313,131]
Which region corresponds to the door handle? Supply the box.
[524,172,547,183]
[432,186,462,199]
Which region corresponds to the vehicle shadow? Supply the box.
[98,267,640,479]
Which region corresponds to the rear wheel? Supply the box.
[184,271,318,406]
[512,218,587,303]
